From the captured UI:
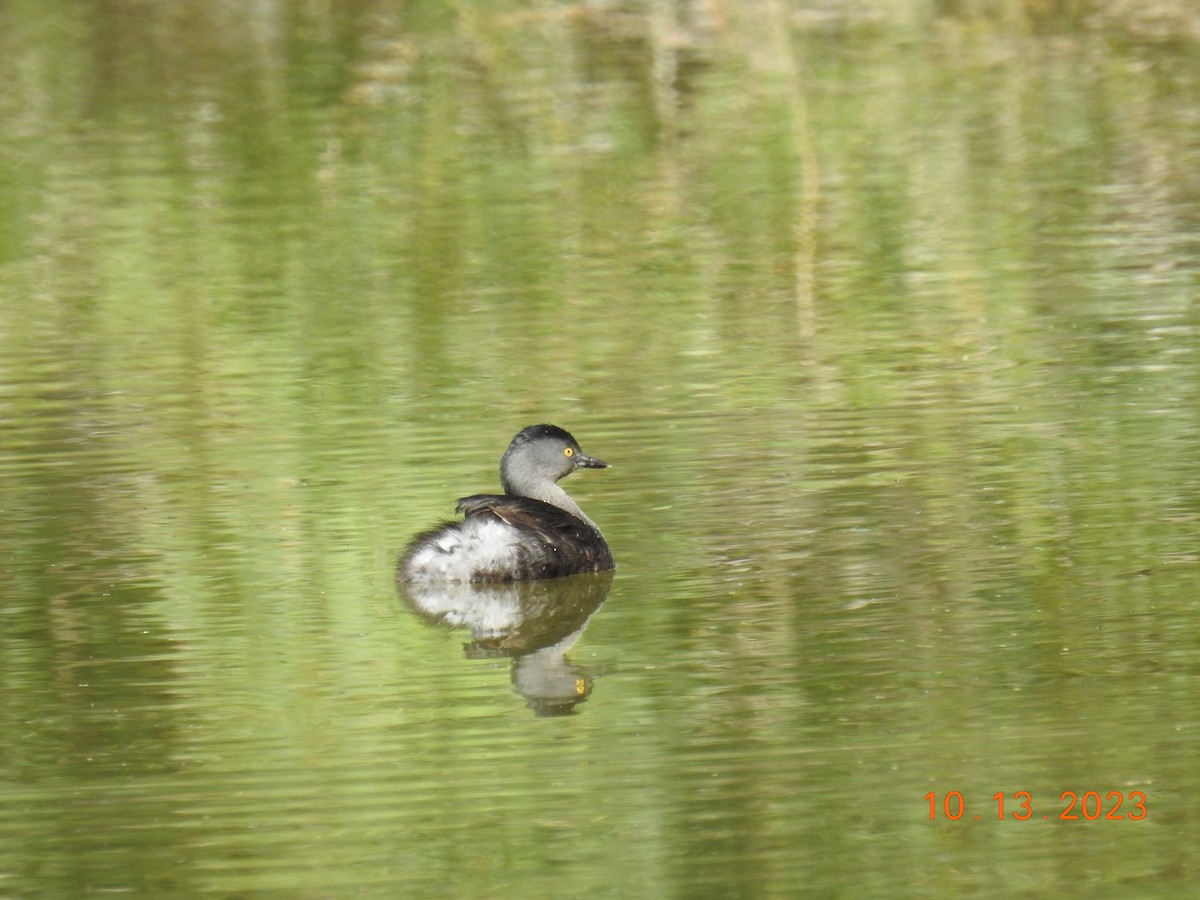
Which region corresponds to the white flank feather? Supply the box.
[401,517,522,583]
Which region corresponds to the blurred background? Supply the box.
[1,1,1198,896]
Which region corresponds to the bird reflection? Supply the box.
[398,570,613,716]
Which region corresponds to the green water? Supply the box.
[2,2,1199,897]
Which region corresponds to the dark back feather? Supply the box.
[454,494,615,581]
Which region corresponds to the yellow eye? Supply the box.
[563,447,574,457]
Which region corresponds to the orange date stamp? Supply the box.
[925,790,1147,821]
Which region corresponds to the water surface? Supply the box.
[2,2,1199,897]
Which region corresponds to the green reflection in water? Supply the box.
[1,1,1199,897]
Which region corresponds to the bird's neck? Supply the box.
[506,476,598,531]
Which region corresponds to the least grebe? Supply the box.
[397,424,614,583]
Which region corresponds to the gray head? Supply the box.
[500,424,608,499]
